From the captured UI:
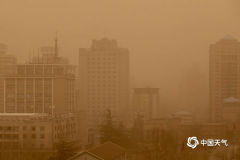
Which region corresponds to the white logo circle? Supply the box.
[187,137,199,149]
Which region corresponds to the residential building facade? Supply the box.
[0,44,17,113]
[132,87,160,120]
[0,113,78,160]
[209,35,240,122]
[221,97,240,130]
[3,63,75,114]
[78,38,130,126]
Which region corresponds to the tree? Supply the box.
[49,133,79,160]
[115,121,131,149]
[99,109,130,148]
[99,108,116,144]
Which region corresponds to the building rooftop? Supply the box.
[223,97,240,103]
[87,142,126,160]
[0,113,48,117]
[180,122,226,126]
[221,35,237,40]
[69,142,126,160]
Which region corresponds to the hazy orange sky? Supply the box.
[1,0,240,107]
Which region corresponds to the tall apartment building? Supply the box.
[209,35,240,122]
[0,113,78,160]
[0,44,17,113]
[78,38,130,126]
[132,87,160,120]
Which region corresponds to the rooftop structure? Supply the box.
[69,142,127,160]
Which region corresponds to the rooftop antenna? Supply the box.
[55,31,58,58]
[104,30,106,38]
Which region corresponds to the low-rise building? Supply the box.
[0,113,78,160]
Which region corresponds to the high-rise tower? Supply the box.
[209,35,240,122]
[78,38,130,126]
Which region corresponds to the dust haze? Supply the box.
[1,0,240,112]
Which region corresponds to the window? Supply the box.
[6,102,14,106]
[23,126,27,131]
[40,126,45,131]
[18,85,24,89]
[26,94,33,98]
[45,94,52,98]
[6,85,14,89]
[23,134,27,139]
[27,85,33,89]
[4,126,11,132]
[6,93,14,98]
[36,93,42,98]
[45,85,52,90]
[40,144,44,149]
[32,134,36,139]
[40,134,45,139]
[17,93,24,98]
[31,126,36,131]
[12,127,19,131]
[12,134,19,139]
[32,153,36,158]
[36,85,42,89]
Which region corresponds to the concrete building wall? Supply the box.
[3,64,75,114]
[78,38,129,127]
[53,78,67,114]
[209,35,240,122]
[0,45,17,113]
[132,87,160,120]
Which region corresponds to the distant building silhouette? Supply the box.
[132,87,160,120]
[209,35,240,122]
[78,38,130,127]
[0,44,17,113]
[179,64,208,113]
